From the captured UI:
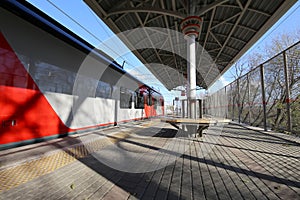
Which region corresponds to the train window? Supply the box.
[111,85,119,100]
[161,99,164,107]
[34,60,113,98]
[34,61,75,95]
[96,81,111,98]
[120,87,132,109]
[134,91,144,109]
[147,94,152,106]
[153,98,158,109]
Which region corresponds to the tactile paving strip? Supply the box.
[0,120,165,193]
[0,132,127,193]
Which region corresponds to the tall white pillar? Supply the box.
[180,16,202,119]
[187,34,197,119]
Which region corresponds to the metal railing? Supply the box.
[204,41,300,134]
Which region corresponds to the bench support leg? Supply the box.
[196,125,209,137]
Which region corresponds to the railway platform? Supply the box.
[0,120,299,200]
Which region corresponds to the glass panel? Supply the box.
[96,81,111,99]
[120,87,132,109]
[264,54,287,132]
[248,67,264,127]
[231,80,239,121]
[239,75,249,123]
[204,87,227,118]
[287,43,300,134]
[134,91,144,109]
[227,84,234,120]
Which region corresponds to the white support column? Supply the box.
[180,16,202,120]
[187,34,197,119]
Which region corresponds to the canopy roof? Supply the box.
[85,0,296,90]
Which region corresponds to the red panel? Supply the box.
[0,33,73,145]
[144,95,151,118]
[0,33,36,89]
[144,104,151,118]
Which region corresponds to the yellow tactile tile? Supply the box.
[0,136,111,193]
[0,123,155,193]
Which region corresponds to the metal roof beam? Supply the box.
[172,0,180,46]
[204,9,254,84]
[131,29,168,47]
[236,0,244,10]
[179,0,188,14]
[196,0,229,15]
[217,61,231,65]
[107,7,186,20]
[213,21,257,33]
[198,7,216,84]
[248,8,271,17]
[209,32,222,47]
[215,0,252,62]
[203,7,216,49]
[114,1,149,23]
[144,15,163,25]
[207,45,240,54]
[172,0,185,82]
[214,33,247,44]
[207,47,221,53]
[220,4,271,17]
[129,1,176,89]
[160,0,183,86]
[143,0,157,26]
[203,63,218,86]
[159,53,174,57]
[211,12,241,29]
[157,39,169,53]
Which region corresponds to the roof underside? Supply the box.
[85,0,296,90]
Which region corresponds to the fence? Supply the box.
[204,41,300,134]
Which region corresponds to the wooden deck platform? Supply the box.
[1,121,299,199]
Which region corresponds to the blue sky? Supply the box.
[27,0,300,101]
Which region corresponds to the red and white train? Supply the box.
[0,1,164,150]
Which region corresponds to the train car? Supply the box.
[0,0,164,150]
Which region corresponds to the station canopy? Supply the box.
[85,0,296,90]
